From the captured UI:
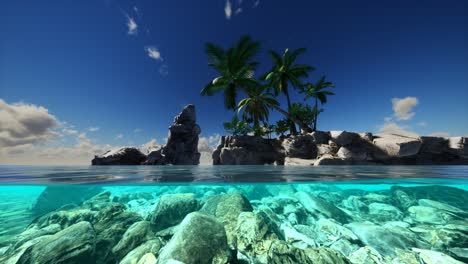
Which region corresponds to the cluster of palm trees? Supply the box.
[201,35,334,137]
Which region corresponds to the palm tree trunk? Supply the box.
[313,97,318,131]
[269,103,312,133]
[283,80,297,134]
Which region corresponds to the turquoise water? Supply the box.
[0,165,467,263]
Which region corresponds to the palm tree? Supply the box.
[302,76,335,131]
[237,86,279,127]
[201,35,261,110]
[263,48,314,134]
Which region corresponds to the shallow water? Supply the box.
[0,165,467,263]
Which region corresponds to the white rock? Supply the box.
[373,134,421,158]
[412,248,464,264]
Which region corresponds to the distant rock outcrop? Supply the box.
[92,105,201,165]
[212,131,468,165]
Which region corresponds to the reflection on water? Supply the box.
[0,165,467,185]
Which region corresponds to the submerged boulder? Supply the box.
[150,193,198,231]
[92,147,147,165]
[157,212,228,264]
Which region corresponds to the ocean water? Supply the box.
[0,165,467,263]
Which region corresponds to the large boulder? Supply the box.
[212,135,285,165]
[282,134,317,159]
[295,192,351,223]
[372,134,421,159]
[112,221,154,259]
[17,221,96,264]
[161,104,201,165]
[92,147,147,165]
[150,193,198,231]
[330,131,360,146]
[156,212,228,264]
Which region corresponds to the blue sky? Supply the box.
[0,0,467,164]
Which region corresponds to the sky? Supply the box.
[0,0,467,165]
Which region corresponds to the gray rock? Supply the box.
[157,212,228,264]
[330,131,360,146]
[201,193,253,245]
[418,199,466,215]
[295,192,351,223]
[150,193,198,231]
[348,246,385,264]
[314,154,351,165]
[337,146,368,161]
[373,134,421,158]
[92,147,147,165]
[161,104,201,165]
[309,131,331,144]
[213,135,285,165]
[407,206,451,225]
[119,239,162,264]
[412,248,464,264]
[18,221,96,264]
[112,221,153,259]
[368,203,403,221]
[143,147,164,165]
[282,134,317,159]
[317,144,337,157]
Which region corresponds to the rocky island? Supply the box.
[91,105,468,166]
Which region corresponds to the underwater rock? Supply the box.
[82,191,112,210]
[348,246,385,264]
[161,104,201,165]
[303,247,350,264]
[33,208,96,229]
[212,135,285,165]
[136,253,156,264]
[391,185,468,211]
[18,221,96,264]
[368,202,403,221]
[412,248,464,264]
[341,196,368,213]
[112,221,154,260]
[315,218,359,244]
[345,222,417,256]
[201,193,253,245]
[157,212,228,264]
[390,188,417,210]
[295,191,351,223]
[119,239,162,264]
[407,206,451,225]
[282,134,317,159]
[92,147,147,165]
[11,224,61,249]
[32,185,102,216]
[330,238,360,257]
[150,193,198,231]
[448,247,468,263]
[418,199,466,215]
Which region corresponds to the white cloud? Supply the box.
[126,15,138,35]
[392,97,418,120]
[115,134,124,139]
[379,122,419,137]
[224,0,232,19]
[145,46,163,61]
[140,138,160,154]
[88,127,100,132]
[0,99,58,148]
[62,128,78,135]
[134,128,142,133]
[197,133,222,165]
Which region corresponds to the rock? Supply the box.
[92,147,147,165]
[150,193,198,231]
[157,212,228,264]
[448,247,468,263]
[391,249,420,264]
[11,224,61,248]
[295,192,351,223]
[32,185,102,216]
[314,154,351,165]
[330,131,360,146]
[282,134,317,159]
[284,157,315,166]
[161,104,201,165]
[18,221,96,264]
[390,187,417,210]
[317,144,337,157]
[281,223,317,249]
[201,193,253,245]
[368,203,403,221]
[309,131,330,144]
[348,246,385,264]
[418,199,466,215]
[119,239,162,264]
[304,247,350,264]
[337,146,368,161]
[341,196,368,213]
[267,242,349,264]
[137,253,157,264]
[330,239,360,257]
[359,132,374,142]
[143,147,164,165]
[407,206,451,225]
[212,135,285,165]
[412,248,464,264]
[112,221,153,259]
[315,218,359,244]
[345,222,416,256]
[372,134,421,159]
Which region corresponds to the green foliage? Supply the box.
[223,116,252,136]
[274,119,289,136]
[237,86,280,126]
[201,36,261,110]
[301,76,335,131]
[290,103,315,128]
[252,124,267,137]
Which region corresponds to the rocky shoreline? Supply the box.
[91,104,467,166]
[1,184,467,263]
